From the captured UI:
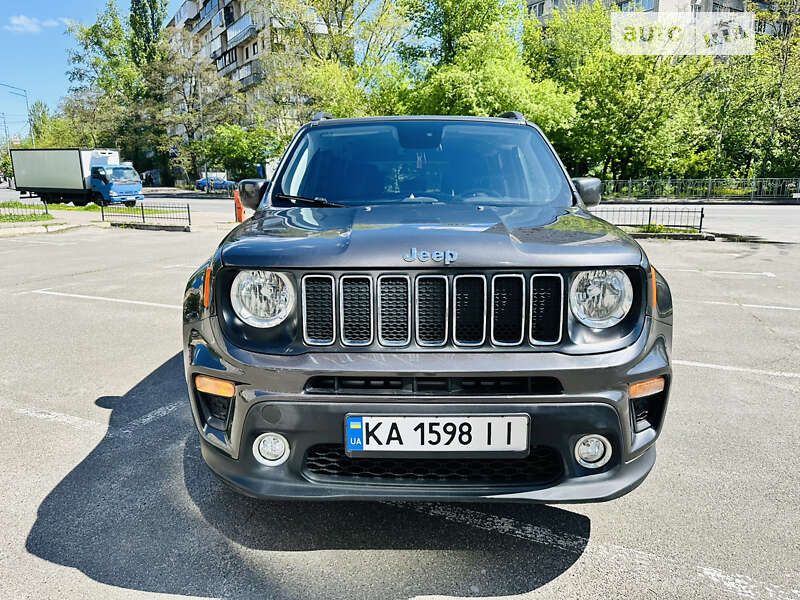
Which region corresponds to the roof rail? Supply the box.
[498,111,525,121]
[311,111,334,121]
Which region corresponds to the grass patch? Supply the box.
[0,212,54,223]
[634,224,699,234]
[45,203,101,211]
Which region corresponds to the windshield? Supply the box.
[274,120,572,208]
[109,167,139,182]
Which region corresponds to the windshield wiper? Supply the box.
[274,194,345,208]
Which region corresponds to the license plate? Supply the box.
[345,414,529,454]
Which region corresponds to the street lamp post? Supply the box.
[0,82,35,148]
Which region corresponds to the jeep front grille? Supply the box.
[301,272,564,348]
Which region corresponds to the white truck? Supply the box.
[10,148,144,206]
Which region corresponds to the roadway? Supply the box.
[0,225,797,599]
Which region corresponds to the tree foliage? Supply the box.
[412,23,576,133]
[129,0,168,68]
[202,124,281,179]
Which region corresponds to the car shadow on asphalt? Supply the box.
[25,353,590,599]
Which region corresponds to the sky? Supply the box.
[0,0,183,138]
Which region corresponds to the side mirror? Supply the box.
[572,177,602,207]
[238,179,269,210]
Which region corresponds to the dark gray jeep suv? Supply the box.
[182,114,673,503]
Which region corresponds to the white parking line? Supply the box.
[661,268,776,278]
[10,402,184,436]
[4,238,76,246]
[674,359,800,379]
[696,300,800,312]
[11,407,105,432]
[395,503,800,600]
[111,402,184,437]
[32,289,181,310]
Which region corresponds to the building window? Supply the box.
[245,47,249,59]
[529,1,544,15]
[253,42,258,55]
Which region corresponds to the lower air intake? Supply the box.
[303,444,563,485]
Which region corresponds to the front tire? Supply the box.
[124,201,136,207]
[92,192,106,207]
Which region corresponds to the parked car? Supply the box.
[195,177,235,192]
[182,113,673,504]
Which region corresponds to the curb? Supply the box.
[630,232,715,240]
[110,223,191,233]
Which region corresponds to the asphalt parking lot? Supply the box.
[0,226,798,600]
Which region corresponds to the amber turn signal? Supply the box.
[629,377,665,399]
[650,266,657,309]
[203,266,212,308]
[195,375,235,397]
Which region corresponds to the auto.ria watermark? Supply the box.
[611,0,755,55]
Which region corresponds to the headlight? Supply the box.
[230,270,295,328]
[109,191,118,196]
[569,269,633,328]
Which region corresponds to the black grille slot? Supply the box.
[416,276,447,345]
[454,276,486,345]
[530,275,563,344]
[304,444,564,485]
[303,276,335,344]
[196,391,233,430]
[340,277,372,345]
[378,276,410,345]
[491,276,524,345]
[305,376,563,396]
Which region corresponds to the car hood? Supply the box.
[220,204,642,269]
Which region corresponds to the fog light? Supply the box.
[574,434,612,468]
[253,432,289,466]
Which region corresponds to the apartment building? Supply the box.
[527,0,754,21]
[167,0,267,95]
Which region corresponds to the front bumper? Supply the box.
[108,193,144,203]
[183,316,671,503]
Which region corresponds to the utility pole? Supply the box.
[1,112,10,156]
[0,82,34,148]
[199,79,209,194]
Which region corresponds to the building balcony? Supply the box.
[226,13,260,48]
[218,59,239,77]
[239,61,263,89]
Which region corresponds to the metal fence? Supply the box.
[603,178,800,201]
[0,199,50,222]
[100,202,192,230]
[592,206,704,232]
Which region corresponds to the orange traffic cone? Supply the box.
[234,189,244,223]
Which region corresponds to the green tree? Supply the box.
[28,101,52,144]
[411,24,576,132]
[524,2,713,179]
[203,124,280,179]
[251,0,408,150]
[67,0,141,99]
[129,0,168,68]
[399,0,521,65]
[146,29,246,179]
[0,152,12,178]
[702,0,800,178]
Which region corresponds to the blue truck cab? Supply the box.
[90,164,145,207]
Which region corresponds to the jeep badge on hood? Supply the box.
[402,247,458,265]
